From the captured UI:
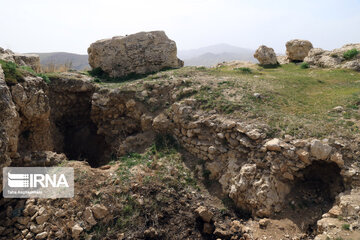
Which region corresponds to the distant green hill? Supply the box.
[32,52,89,71]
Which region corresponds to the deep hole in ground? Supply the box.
[56,117,107,168]
[52,92,109,168]
[275,161,344,233]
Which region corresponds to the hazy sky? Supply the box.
[1,0,359,54]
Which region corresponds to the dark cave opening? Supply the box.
[52,92,109,168]
[58,117,108,168]
[276,161,344,232]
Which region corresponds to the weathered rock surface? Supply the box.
[13,54,41,73]
[0,65,20,190]
[195,206,214,223]
[286,39,313,61]
[304,43,360,71]
[254,45,278,65]
[88,31,183,78]
[0,47,40,72]
[91,204,108,219]
[71,224,83,239]
[10,76,53,154]
[315,188,360,239]
[310,139,332,160]
[276,55,290,65]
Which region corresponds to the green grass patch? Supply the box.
[0,60,25,85]
[341,223,350,230]
[20,65,36,74]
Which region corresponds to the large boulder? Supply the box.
[286,39,313,61]
[254,45,278,65]
[88,31,183,78]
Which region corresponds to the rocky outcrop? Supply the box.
[0,47,40,72]
[13,54,41,73]
[0,65,20,190]
[304,43,360,71]
[88,31,183,78]
[10,76,52,155]
[254,45,278,65]
[286,39,313,61]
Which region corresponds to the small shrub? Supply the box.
[341,223,350,230]
[330,53,338,58]
[343,48,359,60]
[37,73,50,84]
[300,62,309,69]
[94,77,102,83]
[234,67,252,74]
[88,67,107,78]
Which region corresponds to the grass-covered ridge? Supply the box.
[196,63,360,138]
[96,63,360,139]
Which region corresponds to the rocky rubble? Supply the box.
[88,31,184,78]
[0,169,112,240]
[304,43,360,71]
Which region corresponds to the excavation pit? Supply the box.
[50,89,109,168]
[276,161,344,232]
[57,117,108,168]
